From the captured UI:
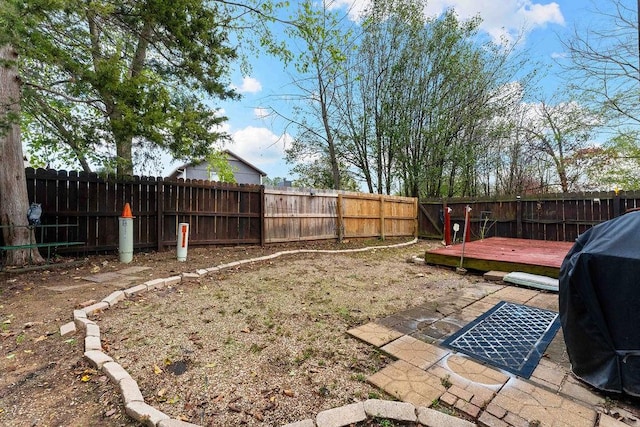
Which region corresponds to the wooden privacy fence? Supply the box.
[419,191,640,242]
[263,187,418,243]
[2,168,417,254]
[14,168,263,253]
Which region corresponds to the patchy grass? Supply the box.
[97,241,459,426]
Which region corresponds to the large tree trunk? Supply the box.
[0,45,45,265]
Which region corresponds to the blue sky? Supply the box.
[159,0,605,180]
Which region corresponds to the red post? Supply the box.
[444,204,452,245]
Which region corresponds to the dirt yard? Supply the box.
[0,239,508,426]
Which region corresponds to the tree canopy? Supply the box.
[283,0,535,197]
[2,0,287,176]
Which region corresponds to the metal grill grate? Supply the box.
[442,301,560,378]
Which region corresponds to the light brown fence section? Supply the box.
[264,188,418,243]
[339,193,417,240]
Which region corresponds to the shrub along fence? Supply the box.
[419,191,640,243]
[2,168,417,254]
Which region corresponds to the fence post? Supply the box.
[613,188,621,217]
[337,194,344,242]
[443,203,451,245]
[414,198,419,238]
[157,179,164,252]
[379,195,385,240]
[260,186,265,246]
[516,195,523,238]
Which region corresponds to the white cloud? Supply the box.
[228,126,292,170]
[426,0,564,44]
[254,107,270,119]
[333,0,564,44]
[551,51,568,59]
[233,76,262,94]
[328,0,369,20]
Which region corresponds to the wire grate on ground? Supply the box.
[442,301,560,378]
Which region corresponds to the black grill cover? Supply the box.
[560,210,640,396]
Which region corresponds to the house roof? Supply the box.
[168,149,268,178]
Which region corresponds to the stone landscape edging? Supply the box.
[57,238,472,427]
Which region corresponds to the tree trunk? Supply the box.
[0,45,45,265]
[110,107,134,176]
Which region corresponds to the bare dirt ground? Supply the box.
[5,238,636,427]
[1,238,456,427]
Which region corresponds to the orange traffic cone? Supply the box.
[121,203,133,218]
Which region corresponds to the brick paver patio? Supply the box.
[346,273,632,427]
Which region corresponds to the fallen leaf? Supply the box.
[240,327,251,333]
[157,388,167,397]
[34,335,46,343]
[153,364,163,374]
[6,354,15,359]
[205,363,216,368]
[23,350,33,354]
[2,319,11,325]
[252,411,264,421]
[81,375,91,382]
[283,389,294,397]
[228,403,242,413]
[167,396,180,404]
[23,321,42,328]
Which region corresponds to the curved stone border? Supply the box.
[58,238,475,427]
[282,399,476,427]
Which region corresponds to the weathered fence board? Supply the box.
[264,188,417,243]
[419,191,640,242]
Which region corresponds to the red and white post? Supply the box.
[177,222,189,261]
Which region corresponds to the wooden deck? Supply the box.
[424,237,575,278]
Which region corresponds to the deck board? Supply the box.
[424,237,574,278]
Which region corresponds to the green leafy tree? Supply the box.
[522,97,601,193]
[4,0,289,176]
[205,151,236,183]
[578,132,640,190]
[262,176,291,186]
[285,127,359,190]
[336,0,529,198]
[289,157,359,191]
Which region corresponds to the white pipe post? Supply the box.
[119,203,134,263]
[177,222,189,261]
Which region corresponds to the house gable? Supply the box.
[169,150,267,185]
